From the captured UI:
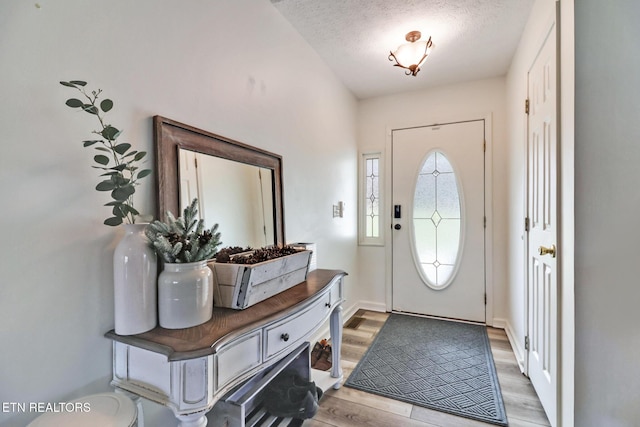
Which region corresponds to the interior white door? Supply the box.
[526,21,558,426]
[178,149,204,218]
[392,121,485,322]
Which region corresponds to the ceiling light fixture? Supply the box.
[389,31,434,77]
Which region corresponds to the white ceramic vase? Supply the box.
[113,223,158,335]
[158,260,213,329]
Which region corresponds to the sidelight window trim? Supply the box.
[359,151,384,246]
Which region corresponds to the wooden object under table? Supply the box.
[105,269,346,427]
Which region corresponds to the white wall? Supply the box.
[575,1,640,425]
[0,1,357,426]
[356,77,508,321]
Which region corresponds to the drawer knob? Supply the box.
[281,333,290,342]
[325,302,331,308]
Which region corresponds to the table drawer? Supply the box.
[264,294,330,359]
[215,330,262,392]
[329,277,342,306]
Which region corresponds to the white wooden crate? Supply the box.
[208,250,312,310]
[290,242,316,271]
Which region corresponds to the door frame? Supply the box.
[384,113,495,325]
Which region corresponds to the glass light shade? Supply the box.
[389,33,433,76]
[393,40,430,69]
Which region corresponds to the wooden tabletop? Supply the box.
[105,269,346,361]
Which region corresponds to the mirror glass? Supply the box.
[179,148,275,248]
[153,116,285,248]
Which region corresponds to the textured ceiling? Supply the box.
[270,0,535,99]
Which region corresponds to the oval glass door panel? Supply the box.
[412,151,463,289]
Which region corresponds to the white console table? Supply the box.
[105,269,346,427]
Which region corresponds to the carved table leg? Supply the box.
[177,412,208,427]
[329,304,343,389]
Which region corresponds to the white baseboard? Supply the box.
[491,317,507,329]
[353,300,387,313]
[503,320,526,373]
[309,300,388,344]
[342,301,360,326]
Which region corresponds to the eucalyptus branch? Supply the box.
[60,80,152,226]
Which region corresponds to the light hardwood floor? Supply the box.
[305,310,550,427]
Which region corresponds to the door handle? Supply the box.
[394,224,402,230]
[538,244,556,258]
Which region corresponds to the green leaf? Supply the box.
[96,180,116,191]
[137,169,152,179]
[133,151,146,161]
[100,171,120,177]
[83,140,101,147]
[112,185,135,201]
[93,147,111,153]
[112,205,127,217]
[104,217,123,226]
[113,143,131,155]
[100,99,113,112]
[82,104,99,115]
[117,203,139,216]
[112,175,130,186]
[101,125,120,141]
[59,81,77,88]
[69,80,87,86]
[122,150,138,159]
[94,155,109,165]
[110,164,128,171]
[104,201,122,206]
[65,98,83,108]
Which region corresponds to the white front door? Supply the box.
[391,120,485,322]
[526,20,558,426]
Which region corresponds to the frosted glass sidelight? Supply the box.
[365,157,381,238]
[412,151,463,288]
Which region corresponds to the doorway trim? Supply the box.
[384,112,495,325]
[558,1,575,426]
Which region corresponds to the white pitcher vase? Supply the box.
[158,260,213,329]
[113,223,158,335]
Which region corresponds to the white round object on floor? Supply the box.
[27,392,137,427]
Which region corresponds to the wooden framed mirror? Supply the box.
[153,115,285,247]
